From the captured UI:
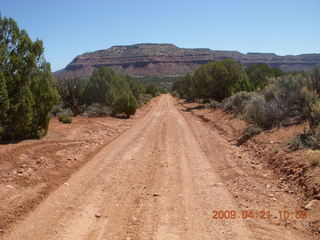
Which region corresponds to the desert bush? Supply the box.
[223,91,254,115]
[303,126,320,150]
[52,106,73,117]
[288,126,320,151]
[136,75,177,94]
[172,74,195,100]
[171,90,180,98]
[113,93,139,117]
[310,66,320,95]
[172,59,253,102]
[287,96,320,150]
[139,93,153,104]
[56,77,88,115]
[77,66,146,118]
[0,72,9,141]
[205,99,220,109]
[125,75,142,100]
[49,102,73,117]
[246,63,285,89]
[195,98,206,104]
[193,59,252,101]
[288,136,305,151]
[80,66,143,117]
[244,75,316,129]
[0,16,59,141]
[82,67,130,106]
[244,95,282,129]
[300,87,320,129]
[262,76,305,119]
[145,84,158,97]
[292,122,320,151]
[83,103,112,117]
[59,113,72,124]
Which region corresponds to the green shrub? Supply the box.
[80,67,143,117]
[223,91,254,115]
[0,16,59,141]
[59,113,72,124]
[82,67,130,106]
[288,126,320,151]
[246,63,284,89]
[83,103,112,117]
[193,59,251,101]
[0,126,4,141]
[171,90,180,98]
[49,102,73,117]
[0,72,9,141]
[145,84,158,97]
[205,99,220,109]
[172,74,195,100]
[56,77,88,115]
[195,98,206,104]
[125,75,142,100]
[311,66,320,95]
[173,59,253,102]
[36,129,48,139]
[113,93,139,117]
[139,94,153,104]
[244,75,315,129]
[300,87,320,129]
[243,95,280,129]
[136,75,177,94]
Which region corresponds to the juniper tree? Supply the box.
[0,16,59,141]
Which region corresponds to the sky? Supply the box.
[1,0,320,71]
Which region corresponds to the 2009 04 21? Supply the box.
[212,210,308,220]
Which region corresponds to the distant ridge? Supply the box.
[55,43,320,78]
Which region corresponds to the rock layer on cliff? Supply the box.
[55,43,320,78]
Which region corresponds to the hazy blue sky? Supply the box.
[1,0,319,71]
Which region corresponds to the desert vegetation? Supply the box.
[172,59,254,101]
[58,113,72,124]
[55,67,161,118]
[133,75,178,93]
[0,16,59,141]
[0,16,158,142]
[173,59,320,149]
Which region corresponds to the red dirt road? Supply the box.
[2,95,316,239]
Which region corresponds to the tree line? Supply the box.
[172,59,285,101]
[56,67,155,118]
[172,58,320,149]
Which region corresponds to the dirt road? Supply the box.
[3,95,315,239]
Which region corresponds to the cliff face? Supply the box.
[55,43,320,78]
